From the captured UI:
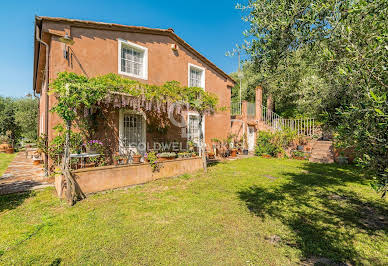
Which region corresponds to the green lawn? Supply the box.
[0,158,386,265]
[0,153,16,176]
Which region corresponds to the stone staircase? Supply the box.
[309,140,334,163]
[257,120,275,132]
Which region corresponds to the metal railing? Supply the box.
[247,102,256,117]
[260,105,315,136]
[231,102,241,116]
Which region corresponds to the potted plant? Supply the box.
[207,150,215,159]
[230,148,237,157]
[158,152,176,161]
[242,133,249,155]
[337,151,348,164]
[132,152,142,164]
[5,147,14,154]
[83,140,103,154]
[2,131,14,154]
[147,151,160,172]
[292,150,306,160]
[187,140,196,153]
[113,154,120,166]
[32,152,42,165]
[0,135,10,153]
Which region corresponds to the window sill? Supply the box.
[118,71,148,81]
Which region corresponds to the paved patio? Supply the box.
[0,152,53,195]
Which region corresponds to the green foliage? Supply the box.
[292,150,307,159]
[0,158,386,264]
[49,72,219,169]
[39,125,84,166]
[0,96,38,145]
[50,72,219,124]
[0,97,20,145]
[146,151,160,172]
[157,152,177,158]
[255,131,279,156]
[335,90,387,196]
[13,97,39,141]
[255,130,297,157]
[238,0,387,195]
[230,62,261,103]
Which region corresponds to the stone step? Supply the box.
[309,157,334,163]
[312,140,333,144]
[310,156,333,161]
[312,145,333,150]
[309,141,334,164]
[311,152,333,157]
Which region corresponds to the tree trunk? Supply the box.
[61,120,85,205]
[198,114,207,172]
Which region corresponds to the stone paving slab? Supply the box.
[0,152,53,195]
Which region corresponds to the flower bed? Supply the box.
[55,157,202,196]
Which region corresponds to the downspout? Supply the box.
[35,25,50,176]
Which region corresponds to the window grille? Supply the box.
[123,114,143,147]
[121,45,144,76]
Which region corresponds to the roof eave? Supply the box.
[35,16,236,84]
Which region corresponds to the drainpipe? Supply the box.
[35,25,50,176]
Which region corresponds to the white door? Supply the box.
[248,126,255,151]
[119,111,146,155]
[187,114,200,146]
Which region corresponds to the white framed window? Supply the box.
[187,112,205,145]
[188,63,205,89]
[118,39,148,80]
[119,109,147,154]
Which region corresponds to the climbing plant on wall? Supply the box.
[49,72,219,204]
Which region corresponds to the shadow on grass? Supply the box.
[238,162,387,264]
[0,190,33,213]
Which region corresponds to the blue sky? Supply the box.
[0,0,248,97]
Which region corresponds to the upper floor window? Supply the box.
[118,39,148,80]
[188,63,205,89]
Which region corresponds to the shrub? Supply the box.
[255,131,279,156]
[255,130,298,157]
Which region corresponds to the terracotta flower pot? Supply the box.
[230,149,237,158]
[5,148,14,154]
[33,160,42,166]
[208,152,215,159]
[84,162,96,168]
[132,155,141,163]
[262,154,272,158]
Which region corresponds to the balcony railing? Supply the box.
[231,102,241,116]
[260,105,315,136]
[247,102,256,118]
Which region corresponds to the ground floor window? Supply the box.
[187,114,200,144]
[119,110,146,153]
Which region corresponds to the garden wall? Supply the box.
[55,157,203,196]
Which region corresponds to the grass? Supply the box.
[0,153,16,176]
[0,157,386,265]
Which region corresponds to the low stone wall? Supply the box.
[56,157,203,195]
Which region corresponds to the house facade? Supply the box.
[33,17,235,165]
